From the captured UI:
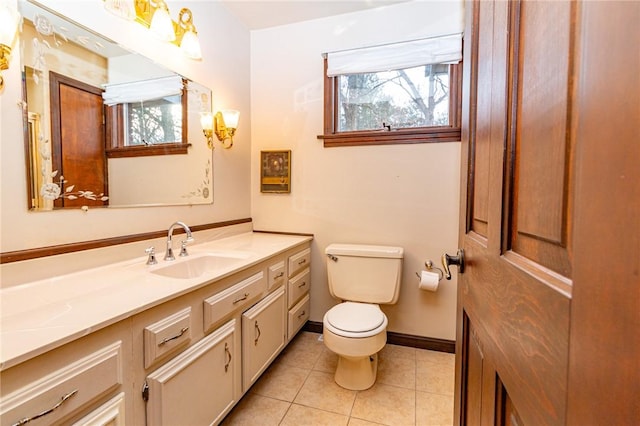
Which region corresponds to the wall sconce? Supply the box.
[103,0,202,60]
[0,2,21,91]
[200,110,240,149]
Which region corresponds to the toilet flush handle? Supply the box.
[327,254,339,262]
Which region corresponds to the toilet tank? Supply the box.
[325,243,404,304]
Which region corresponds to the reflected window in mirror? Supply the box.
[126,96,182,146]
[105,77,190,158]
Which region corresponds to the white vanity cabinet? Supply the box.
[1,235,312,426]
[144,320,238,426]
[241,286,286,390]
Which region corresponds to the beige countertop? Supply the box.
[0,232,312,371]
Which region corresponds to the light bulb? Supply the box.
[180,30,202,60]
[222,110,240,129]
[149,4,175,42]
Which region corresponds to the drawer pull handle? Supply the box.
[254,321,261,345]
[298,310,306,319]
[224,342,232,372]
[298,259,307,265]
[233,293,250,304]
[12,389,78,426]
[158,326,189,346]
[274,272,284,279]
[298,281,307,288]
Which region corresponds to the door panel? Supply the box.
[509,0,575,277]
[469,0,495,240]
[456,0,573,424]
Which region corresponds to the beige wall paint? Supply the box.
[0,0,251,252]
[250,1,463,340]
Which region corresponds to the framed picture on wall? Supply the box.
[260,150,291,193]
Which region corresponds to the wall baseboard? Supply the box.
[303,321,455,354]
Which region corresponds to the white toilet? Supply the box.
[322,243,403,390]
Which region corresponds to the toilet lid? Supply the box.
[325,302,386,333]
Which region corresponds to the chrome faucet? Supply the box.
[165,221,194,261]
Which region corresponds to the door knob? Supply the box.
[442,249,465,280]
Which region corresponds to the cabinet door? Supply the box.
[145,320,238,426]
[241,286,286,391]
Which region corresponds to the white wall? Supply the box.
[0,0,251,252]
[250,0,463,340]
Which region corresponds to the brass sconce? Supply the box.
[0,3,20,91]
[200,110,240,149]
[103,0,202,60]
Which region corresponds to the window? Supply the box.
[104,76,190,158]
[124,96,183,146]
[319,35,462,147]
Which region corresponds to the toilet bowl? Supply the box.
[322,244,403,390]
[323,302,388,390]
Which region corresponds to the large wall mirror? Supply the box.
[19,0,213,210]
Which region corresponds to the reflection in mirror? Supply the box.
[19,0,213,210]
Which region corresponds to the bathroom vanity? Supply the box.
[0,232,312,426]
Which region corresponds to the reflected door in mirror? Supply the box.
[50,72,108,208]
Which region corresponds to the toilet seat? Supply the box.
[324,302,388,338]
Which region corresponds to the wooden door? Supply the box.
[455,1,639,425]
[50,72,107,208]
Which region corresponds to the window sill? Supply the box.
[317,127,461,147]
[106,143,191,158]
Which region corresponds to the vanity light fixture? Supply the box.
[103,0,202,60]
[148,0,174,42]
[200,110,240,149]
[102,0,136,21]
[176,8,202,60]
[0,2,20,91]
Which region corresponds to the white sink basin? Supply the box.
[150,253,251,279]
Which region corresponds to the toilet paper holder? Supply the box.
[415,260,444,282]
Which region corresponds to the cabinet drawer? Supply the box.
[288,247,311,277]
[0,342,122,426]
[267,261,285,291]
[287,267,310,308]
[204,271,266,333]
[288,294,310,340]
[144,307,192,369]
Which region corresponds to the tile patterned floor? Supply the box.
[222,331,455,426]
